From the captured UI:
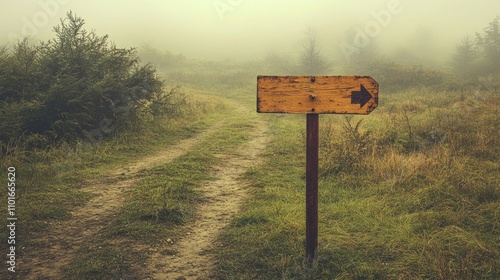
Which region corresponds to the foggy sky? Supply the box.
[1,0,498,64]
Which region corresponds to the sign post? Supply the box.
[306,113,319,262]
[257,75,379,263]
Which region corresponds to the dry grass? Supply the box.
[214,88,500,279]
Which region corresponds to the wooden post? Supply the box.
[306,113,319,263]
[257,75,379,264]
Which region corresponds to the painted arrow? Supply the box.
[351,84,373,108]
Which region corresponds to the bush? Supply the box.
[365,59,448,92]
[0,12,175,150]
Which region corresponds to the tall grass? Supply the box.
[214,88,499,279]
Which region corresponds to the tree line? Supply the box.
[449,17,500,80]
[264,17,500,91]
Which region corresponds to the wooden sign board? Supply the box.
[257,76,379,114]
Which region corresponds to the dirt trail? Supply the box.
[146,119,269,280]
[18,121,224,280]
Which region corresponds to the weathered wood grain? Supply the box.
[257,76,378,114]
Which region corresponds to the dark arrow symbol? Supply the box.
[351,84,373,108]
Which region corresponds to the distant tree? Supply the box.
[138,44,186,70]
[298,27,332,75]
[476,16,500,75]
[449,35,478,79]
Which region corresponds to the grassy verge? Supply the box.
[214,88,499,279]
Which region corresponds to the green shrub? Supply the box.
[0,12,179,150]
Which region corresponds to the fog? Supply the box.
[1,0,498,65]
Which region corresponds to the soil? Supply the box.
[16,115,269,279]
[145,120,269,280]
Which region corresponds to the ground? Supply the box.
[15,103,269,279]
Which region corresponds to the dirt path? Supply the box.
[18,121,224,280]
[146,119,269,280]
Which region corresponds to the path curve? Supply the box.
[18,121,224,280]
[146,118,269,279]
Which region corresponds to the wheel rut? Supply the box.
[17,121,224,280]
[146,119,269,280]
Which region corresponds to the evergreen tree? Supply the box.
[35,12,164,140]
[0,12,169,148]
[476,17,500,75]
[449,35,478,79]
[298,27,332,75]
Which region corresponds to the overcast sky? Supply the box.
[1,0,498,63]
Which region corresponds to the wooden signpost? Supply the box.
[257,75,379,263]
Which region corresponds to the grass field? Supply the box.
[1,82,498,279]
[213,88,499,279]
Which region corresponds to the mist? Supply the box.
[1,0,498,65]
[1,2,499,278]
